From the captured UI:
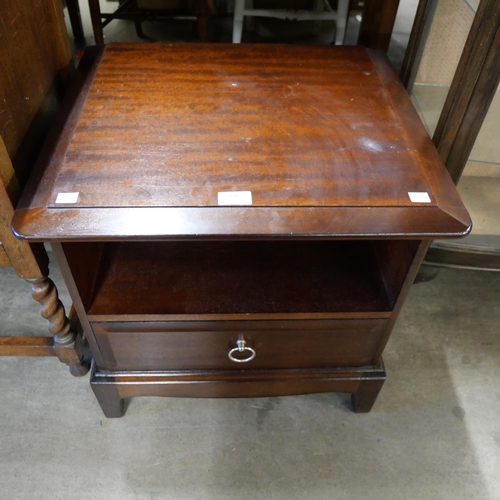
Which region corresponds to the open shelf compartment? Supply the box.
[67,240,403,319]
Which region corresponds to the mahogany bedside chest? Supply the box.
[12,43,471,417]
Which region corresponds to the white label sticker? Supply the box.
[55,192,80,204]
[218,191,252,206]
[408,192,431,203]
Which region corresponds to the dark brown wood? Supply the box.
[443,26,500,183]
[13,44,470,416]
[432,0,500,180]
[13,44,470,241]
[371,240,430,363]
[196,0,211,41]
[372,240,420,307]
[66,0,85,39]
[88,0,105,44]
[420,0,500,273]
[400,0,434,88]
[358,0,400,52]
[90,369,125,418]
[52,242,107,368]
[87,241,392,316]
[351,365,386,413]
[92,319,388,371]
[90,363,371,418]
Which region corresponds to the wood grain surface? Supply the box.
[92,318,388,371]
[86,240,391,316]
[13,43,471,240]
[53,44,430,208]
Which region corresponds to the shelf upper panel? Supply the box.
[13,44,471,240]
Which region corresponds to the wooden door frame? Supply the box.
[401,0,500,272]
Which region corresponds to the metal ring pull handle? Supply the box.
[228,338,256,363]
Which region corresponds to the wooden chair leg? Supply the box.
[134,20,145,38]
[66,0,85,39]
[88,0,105,44]
[132,0,145,38]
[196,0,211,41]
[26,275,89,377]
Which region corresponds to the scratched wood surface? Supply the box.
[13,44,471,240]
[51,44,430,208]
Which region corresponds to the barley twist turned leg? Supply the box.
[26,276,89,377]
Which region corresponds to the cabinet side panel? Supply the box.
[372,240,420,307]
[52,242,105,366]
[371,240,430,363]
[61,242,104,311]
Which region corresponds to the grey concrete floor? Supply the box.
[1,258,500,499]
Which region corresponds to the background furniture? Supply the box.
[0,0,88,375]
[88,0,213,43]
[66,0,85,39]
[64,0,401,51]
[401,0,500,274]
[232,0,350,44]
[357,0,400,51]
[12,44,470,417]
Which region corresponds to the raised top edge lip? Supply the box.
[11,205,472,242]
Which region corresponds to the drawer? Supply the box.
[92,319,388,371]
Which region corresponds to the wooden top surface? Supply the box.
[13,43,471,240]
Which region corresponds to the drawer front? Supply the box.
[92,319,388,371]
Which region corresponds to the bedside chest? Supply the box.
[12,43,471,417]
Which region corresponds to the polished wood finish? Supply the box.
[358,0,400,52]
[92,318,388,371]
[13,44,470,416]
[13,44,470,241]
[0,0,88,374]
[87,241,392,316]
[91,363,386,418]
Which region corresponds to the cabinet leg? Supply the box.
[351,377,385,413]
[91,383,125,418]
[26,276,89,377]
[414,264,441,283]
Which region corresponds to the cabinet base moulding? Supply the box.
[90,361,387,417]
